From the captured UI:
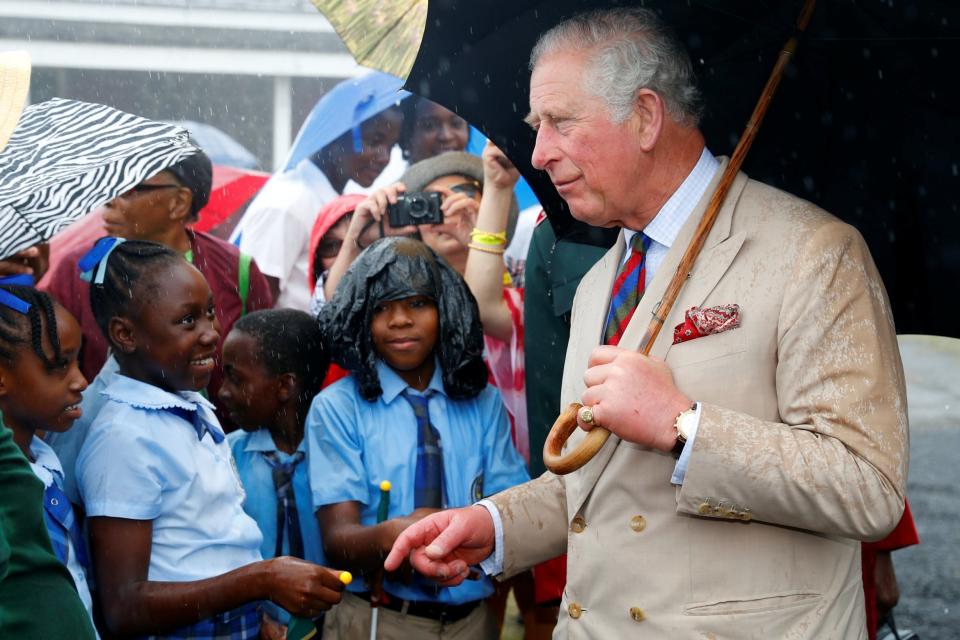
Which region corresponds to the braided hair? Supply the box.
[232,309,329,400]
[0,285,66,369]
[86,239,184,347]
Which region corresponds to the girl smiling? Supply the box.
[74,238,344,638]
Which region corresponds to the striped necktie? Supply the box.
[604,233,652,346]
[261,451,306,559]
[42,481,89,569]
[401,390,444,509]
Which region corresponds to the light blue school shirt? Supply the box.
[228,428,324,564]
[76,375,263,583]
[308,360,529,605]
[228,428,322,624]
[44,356,119,505]
[28,436,100,639]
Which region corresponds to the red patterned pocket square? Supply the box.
[672,304,741,345]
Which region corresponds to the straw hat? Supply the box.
[0,51,31,154]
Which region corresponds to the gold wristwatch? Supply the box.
[671,402,699,457]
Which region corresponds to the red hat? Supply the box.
[307,194,365,288]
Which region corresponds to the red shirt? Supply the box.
[862,501,919,639]
[42,230,273,429]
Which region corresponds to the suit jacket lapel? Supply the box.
[617,159,746,360]
[570,160,749,512]
[563,240,624,505]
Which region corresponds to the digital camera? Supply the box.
[387,191,443,227]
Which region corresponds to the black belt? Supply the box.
[354,591,480,624]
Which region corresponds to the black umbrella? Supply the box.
[398,0,960,338]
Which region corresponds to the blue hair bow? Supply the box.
[79,237,126,285]
[0,274,33,314]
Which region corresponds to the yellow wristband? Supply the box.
[468,243,505,255]
[469,229,507,246]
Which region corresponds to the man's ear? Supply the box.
[633,88,665,152]
[168,187,193,224]
[277,373,298,403]
[109,316,137,354]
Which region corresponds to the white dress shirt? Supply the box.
[232,159,339,311]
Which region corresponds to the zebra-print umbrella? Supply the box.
[0,98,197,259]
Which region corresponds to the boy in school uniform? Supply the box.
[221,309,330,633]
[310,238,529,639]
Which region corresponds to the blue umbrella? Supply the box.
[167,120,260,170]
[283,71,409,171]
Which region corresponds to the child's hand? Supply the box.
[0,243,50,280]
[259,613,287,640]
[482,141,520,191]
[264,557,345,617]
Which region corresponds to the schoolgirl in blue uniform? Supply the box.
[309,237,529,639]
[0,284,97,636]
[73,238,344,639]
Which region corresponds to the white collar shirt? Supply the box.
[622,147,719,283]
[233,158,339,311]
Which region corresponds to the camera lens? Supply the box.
[408,195,429,219]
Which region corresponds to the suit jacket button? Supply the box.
[568,602,582,619]
[629,606,646,622]
[571,515,586,533]
[697,502,712,515]
[630,515,647,532]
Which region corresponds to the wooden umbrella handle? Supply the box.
[542,0,817,476]
[542,403,611,475]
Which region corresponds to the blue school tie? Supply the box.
[164,406,225,444]
[261,451,306,559]
[42,480,89,569]
[401,390,444,509]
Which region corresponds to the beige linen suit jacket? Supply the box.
[489,160,909,639]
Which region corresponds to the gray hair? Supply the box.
[530,8,703,127]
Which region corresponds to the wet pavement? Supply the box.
[889,336,960,639]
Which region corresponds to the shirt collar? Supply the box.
[29,435,64,480]
[103,374,223,444]
[376,358,446,404]
[243,427,307,454]
[625,147,719,250]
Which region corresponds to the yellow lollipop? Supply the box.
[339,571,353,586]
[379,480,392,492]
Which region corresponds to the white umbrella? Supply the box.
[0,98,197,259]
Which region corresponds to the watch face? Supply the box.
[677,410,697,440]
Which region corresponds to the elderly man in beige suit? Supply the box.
[387,8,908,639]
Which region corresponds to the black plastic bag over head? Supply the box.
[319,237,487,401]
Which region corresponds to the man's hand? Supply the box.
[385,505,495,587]
[577,345,691,451]
[381,508,441,584]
